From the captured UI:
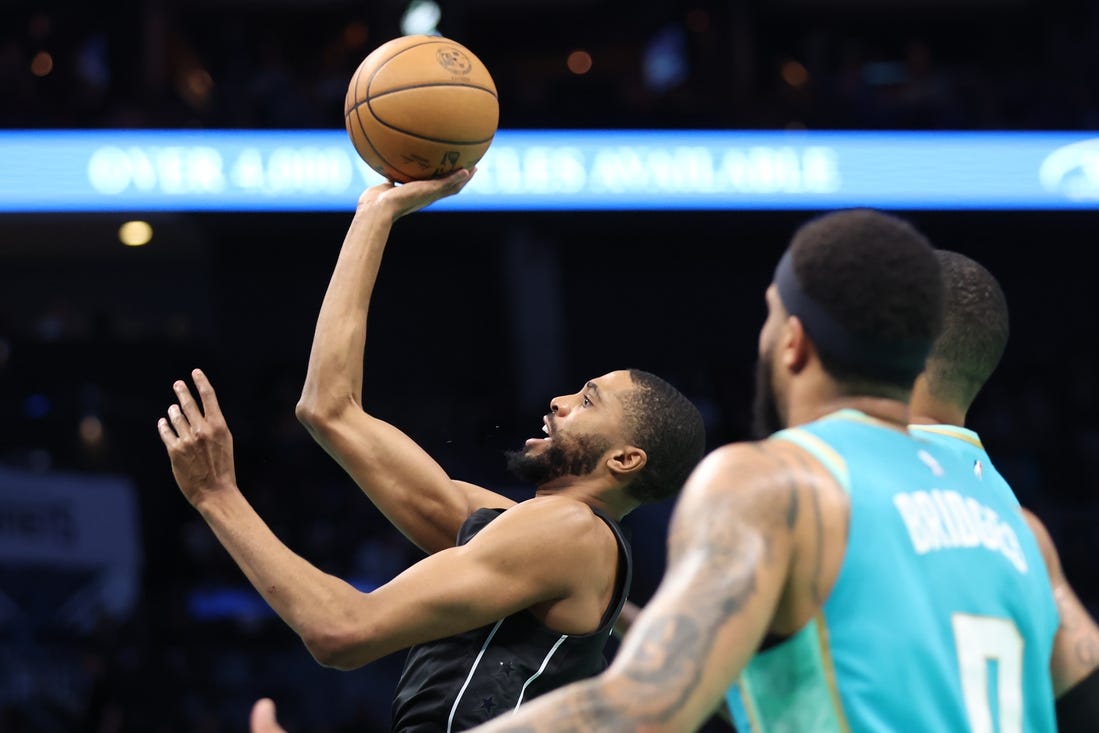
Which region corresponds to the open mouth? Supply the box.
[524,416,553,447]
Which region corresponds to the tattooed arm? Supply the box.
[612,598,736,729]
[1021,509,1099,696]
[469,441,806,733]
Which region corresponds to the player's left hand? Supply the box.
[157,368,238,509]
[357,166,475,220]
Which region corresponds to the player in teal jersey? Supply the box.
[600,248,1097,733]
[461,208,1064,733]
[908,250,1099,732]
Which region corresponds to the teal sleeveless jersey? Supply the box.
[726,410,1058,733]
[907,423,1020,510]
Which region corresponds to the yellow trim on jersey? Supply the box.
[816,612,854,733]
[827,408,892,429]
[772,428,851,494]
[737,675,765,732]
[908,424,985,449]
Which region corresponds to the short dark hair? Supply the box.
[789,209,943,396]
[619,370,706,503]
[924,250,1009,409]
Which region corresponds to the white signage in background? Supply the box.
[4,129,1099,211]
[0,467,142,629]
[88,144,357,197]
[1038,138,1099,201]
[88,145,227,195]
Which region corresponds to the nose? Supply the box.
[550,396,567,417]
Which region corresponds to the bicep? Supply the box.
[308,410,511,553]
[351,507,574,662]
[362,547,550,658]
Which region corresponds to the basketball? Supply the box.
[344,35,499,183]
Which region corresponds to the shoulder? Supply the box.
[463,496,609,555]
[683,440,832,502]
[507,494,604,523]
[457,496,613,594]
[515,496,614,550]
[669,439,843,551]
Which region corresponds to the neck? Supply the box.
[908,376,969,428]
[788,395,911,430]
[534,477,638,521]
[784,367,910,431]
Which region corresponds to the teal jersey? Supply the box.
[908,423,1020,509]
[726,410,1058,733]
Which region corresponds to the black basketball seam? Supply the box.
[345,60,407,178]
[350,104,418,182]
[366,38,492,101]
[347,38,447,181]
[351,84,498,145]
[366,81,498,101]
[366,104,497,146]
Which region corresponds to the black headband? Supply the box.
[773,248,931,380]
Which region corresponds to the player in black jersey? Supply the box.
[157,169,706,732]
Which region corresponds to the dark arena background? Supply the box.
[1,1,1097,731]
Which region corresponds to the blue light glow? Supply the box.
[2,129,1098,212]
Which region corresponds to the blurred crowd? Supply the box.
[1,1,1098,133]
[2,1,1099,732]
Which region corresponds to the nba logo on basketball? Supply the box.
[436,48,472,76]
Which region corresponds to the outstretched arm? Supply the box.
[160,371,588,669]
[469,442,802,733]
[296,170,514,555]
[1021,509,1099,731]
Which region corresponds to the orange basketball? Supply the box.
[344,35,499,183]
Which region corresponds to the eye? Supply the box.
[582,395,593,407]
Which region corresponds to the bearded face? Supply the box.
[505,428,612,486]
[751,348,784,440]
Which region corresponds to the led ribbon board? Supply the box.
[2,129,1098,211]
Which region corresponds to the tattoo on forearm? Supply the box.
[785,476,800,528]
[767,446,829,604]
[1075,636,1099,668]
[616,562,759,724]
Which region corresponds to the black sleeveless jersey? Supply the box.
[390,505,633,733]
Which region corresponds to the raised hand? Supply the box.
[358,166,475,220]
[157,368,238,508]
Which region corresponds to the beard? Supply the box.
[505,432,612,486]
[751,356,784,439]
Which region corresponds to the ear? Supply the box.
[782,316,813,373]
[607,445,647,479]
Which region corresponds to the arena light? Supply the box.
[401,0,441,36]
[118,220,153,246]
[567,50,592,75]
